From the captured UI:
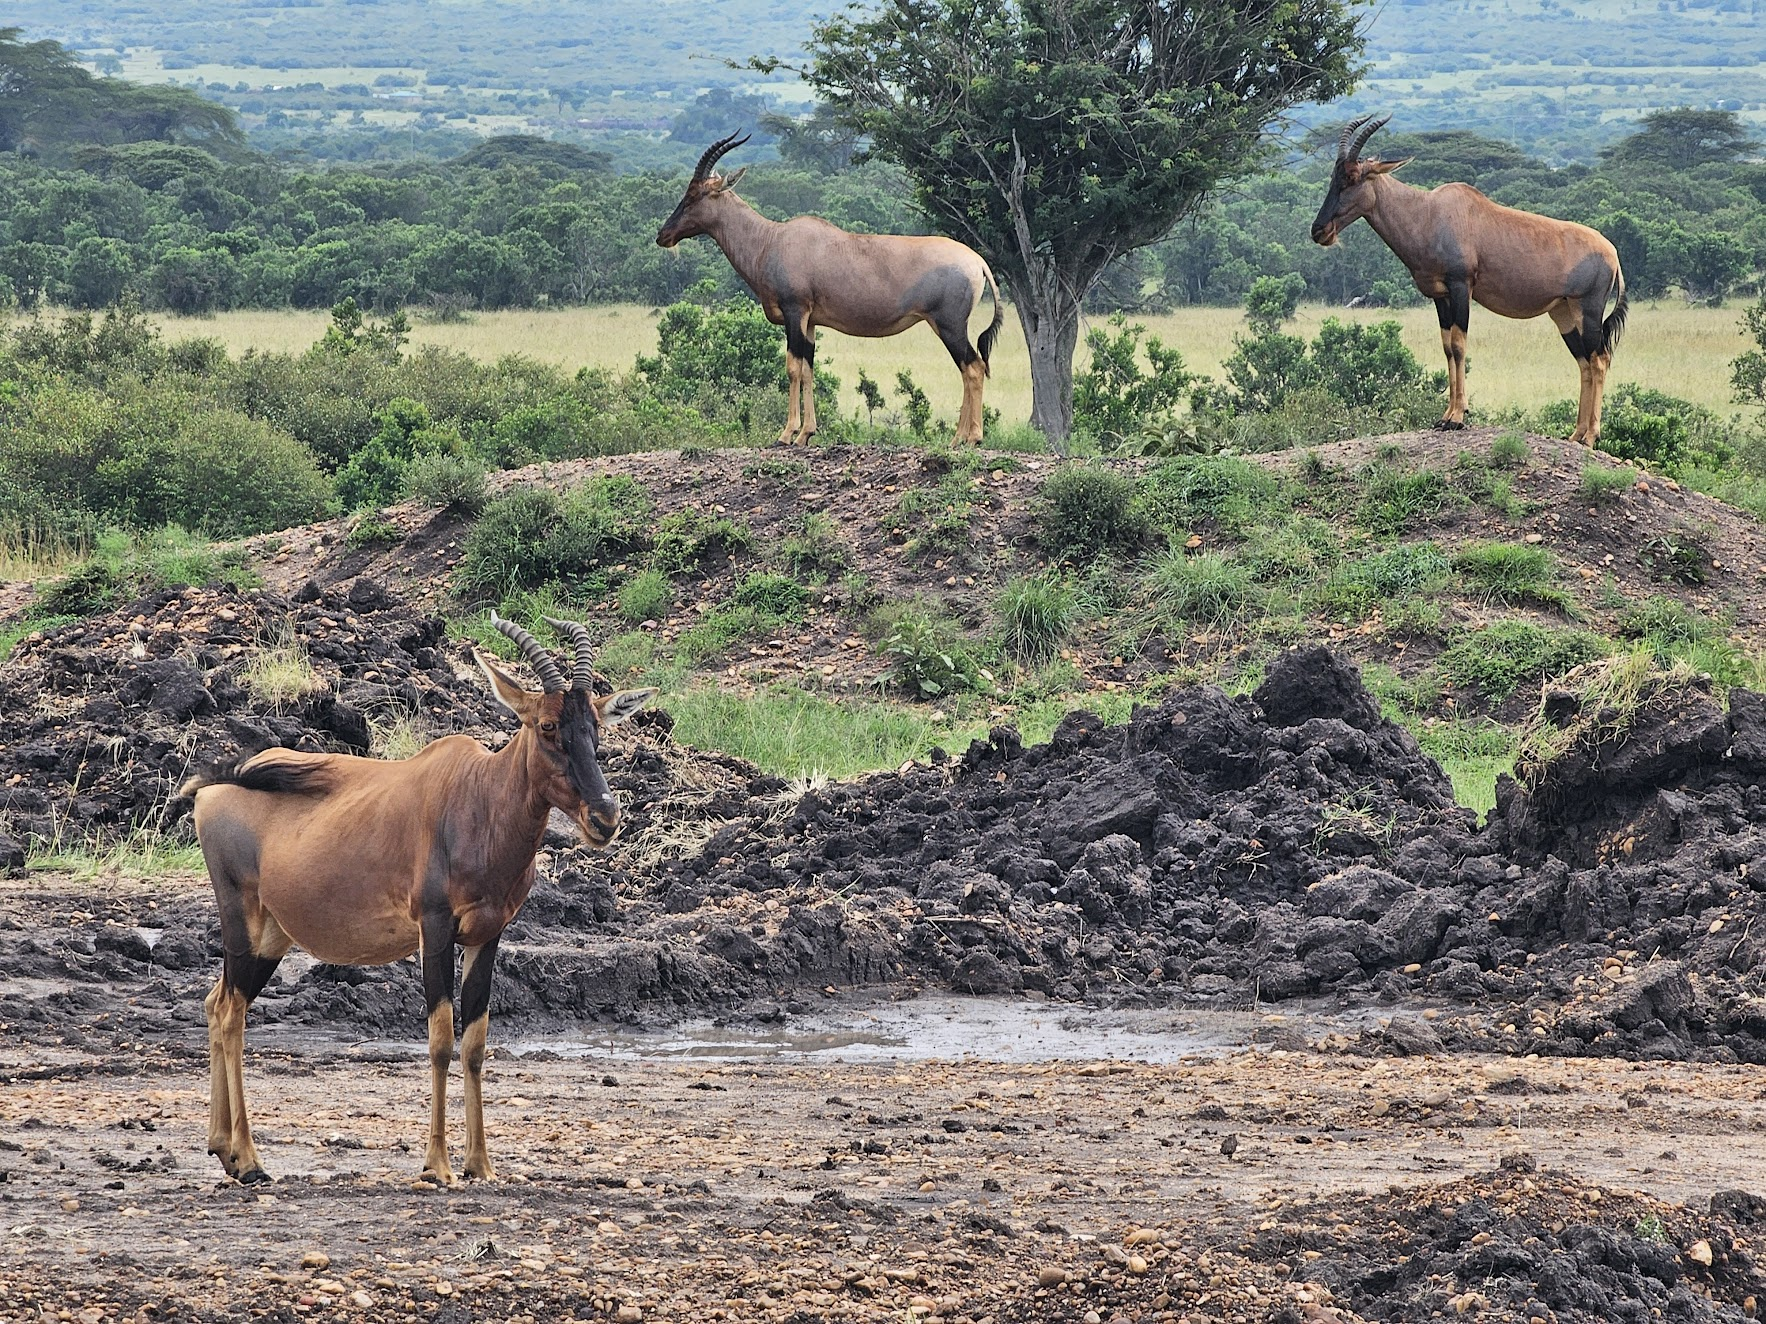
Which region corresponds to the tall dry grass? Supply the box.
[144,299,1753,428]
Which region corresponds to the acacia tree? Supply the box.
[796,0,1363,440]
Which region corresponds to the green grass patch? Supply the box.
[650,509,755,577]
[1415,718,1516,819]
[1450,541,1571,611]
[895,454,993,560]
[1243,514,1340,583]
[1356,463,1457,535]
[1138,454,1284,538]
[779,512,851,581]
[37,526,257,618]
[1438,620,1610,705]
[1488,431,1530,469]
[995,573,1074,664]
[1578,461,1638,504]
[1142,549,1262,630]
[618,568,672,624]
[1036,463,1146,557]
[1318,541,1450,619]
[1616,595,1757,686]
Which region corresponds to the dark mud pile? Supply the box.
[9,600,1766,1066]
[1249,1160,1764,1323]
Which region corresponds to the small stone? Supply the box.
[60,1198,79,1213]
[349,1292,372,1309]
[1037,1267,1067,1288]
[1125,1228,1159,1247]
[433,1281,453,1298]
[1688,1239,1713,1266]
[302,1252,331,1270]
[1128,1254,1148,1274]
[615,1307,642,1323]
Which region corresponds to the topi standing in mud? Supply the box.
[182,613,652,1185]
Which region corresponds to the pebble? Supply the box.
[301,1252,330,1270]
[1687,1238,1713,1266]
[348,1291,373,1309]
[1037,1267,1067,1287]
[615,1307,642,1323]
[60,1198,79,1213]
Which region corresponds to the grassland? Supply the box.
[145,301,1754,431]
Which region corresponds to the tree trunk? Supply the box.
[1015,292,1080,446]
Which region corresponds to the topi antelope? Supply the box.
[657,131,1005,444]
[182,614,654,1185]
[1312,115,1628,445]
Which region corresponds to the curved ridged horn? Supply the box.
[692,130,751,183]
[543,616,597,691]
[489,610,566,693]
[1337,114,1372,160]
[1345,114,1391,164]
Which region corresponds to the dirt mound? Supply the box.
[1248,1162,1762,1322]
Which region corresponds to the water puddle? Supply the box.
[495,996,1363,1065]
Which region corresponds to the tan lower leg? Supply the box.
[460,1015,493,1179]
[1440,328,1468,424]
[779,355,801,443]
[218,990,266,1180]
[205,980,233,1166]
[1586,352,1611,444]
[959,361,986,443]
[800,360,819,438]
[1570,359,1594,442]
[424,1002,455,1182]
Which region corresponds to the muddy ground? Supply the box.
[4,979,1766,1323]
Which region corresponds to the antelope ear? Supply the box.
[595,687,658,729]
[719,165,747,191]
[1364,157,1412,176]
[475,649,539,718]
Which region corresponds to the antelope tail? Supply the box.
[976,261,1005,376]
[181,755,331,800]
[1599,269,1628,359]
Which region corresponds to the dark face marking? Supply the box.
[549,689,618,843]
[656,183,711,248]
[1312,164,1350,245]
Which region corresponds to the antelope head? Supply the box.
[476,613,655,849]
[656,131,751,248]
[1311,114,1409,247]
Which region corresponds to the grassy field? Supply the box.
[146,300,1754,430]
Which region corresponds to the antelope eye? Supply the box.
[540,720,558,734]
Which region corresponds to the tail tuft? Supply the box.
[181,754,330,800]
[976,264,1005,377]
[1599,276,1628,358]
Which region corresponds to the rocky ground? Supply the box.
[4,1020,1766,1323]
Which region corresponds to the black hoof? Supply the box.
[238,1167,272,1185]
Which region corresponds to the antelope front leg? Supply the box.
[205,978,236,1173]
[1586,349,1613,448]
[459,939,500,1181]
[205,943,286,1183]
[420,918,457,1185]
[1433,284,1469,430]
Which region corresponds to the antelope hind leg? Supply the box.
[778,353,802,445]
[959,360,987,444]
[1550,302,1594,444]
[1433,287,1470,430]
[420,919,457,1184]
[459,940,499,1181]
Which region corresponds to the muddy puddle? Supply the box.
[333,995,1388,1065]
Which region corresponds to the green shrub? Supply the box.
[403,452,489,515]
[996,574,1074,664]
[779,513,851,581]
[1319,542,1450,619]
[1614,594,1753,685]
[1036,463,1146,555]
[1073,313,1197,445]
[651,509,755,576]
[39,526,258,617]
[1438,621,1609,704]
[1577,462,1637,504]
[344,509,400,549]
[635,298,784,402]
[1243,515,1339,582]
[1309,318,1433,410]
[877,604,975,699]
[1138,455,1282,537]
[38,560,120,616]
[456,480,650,598]
[1639,526,1712,585]
[618,568,672,624]
[1142,549,1261,629]
[1450,541,1567,609]
[1488,431,1530,469]
[675,605,769,665]
[731,571,811,620]
[1356,463,1456,535]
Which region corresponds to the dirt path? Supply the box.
[4,1027,1764,1322]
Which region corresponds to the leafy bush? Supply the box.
[1073,313,1197,445]
[402,452,488,515]
[1308,318,1433,410]
[650,509,755,576]
[1639,525,1712,585]
[1488,431,1530,468]
[1536,385,1733,470]
[996,574,1074,664]
[635,298,782,402]
[1319,542,1451,619]
[455,478,650,599]
[618,568,672,624]
[344,509,400,548]
[39,526,257,617]
[1036,463,1146,556]
[877,604,975,699]
[1439,621,1609,704]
